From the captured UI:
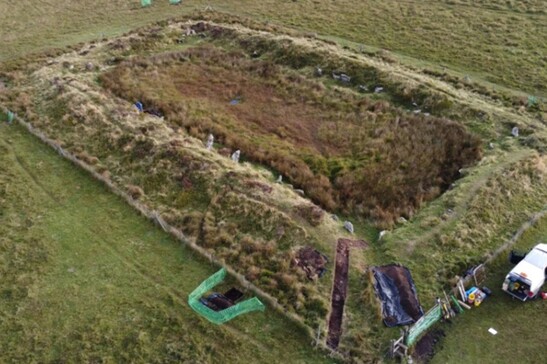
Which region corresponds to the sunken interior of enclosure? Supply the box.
[100,40,482,226]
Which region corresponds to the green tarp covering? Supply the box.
[7,111,14,123]
[188,268,265,324]
[169,0,182,4]
[141,0,152,7]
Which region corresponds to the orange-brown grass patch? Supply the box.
[100,44,482,226]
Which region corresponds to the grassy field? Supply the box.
[384,148,547,300]
[1,1,546,363]
[430,215,547,364]
[1,1,545,97]
[0,120,335,363]
[2,15,546,362]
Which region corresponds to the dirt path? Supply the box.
[485,205,547,264]
[326,239,349,349]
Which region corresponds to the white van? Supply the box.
[502,243,547,301]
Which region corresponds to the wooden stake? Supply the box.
[443,291,456,317]
[457,299,472,310]
[450,294,464,313]
[458,280,466,301]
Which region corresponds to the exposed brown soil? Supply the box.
[293,246,328,280]
[293,204,324,227]
[245,180,273,194]
[326,238,367,349]
[412,329,445,363]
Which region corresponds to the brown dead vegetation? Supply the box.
[101,43,481,226]
[294,204,325,227]
[293,246,328,280]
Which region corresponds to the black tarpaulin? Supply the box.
[372,264,424,327]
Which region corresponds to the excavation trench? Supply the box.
[326,238,366,349]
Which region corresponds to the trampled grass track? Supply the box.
[399,148,536,253]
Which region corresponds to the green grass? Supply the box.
[0,1,196,63]
[2,16,545,361]
[430,216,547,364]
[1,1,546,361]
[383,147,547,302]
[0,121,335,363]
[1,1,545,97]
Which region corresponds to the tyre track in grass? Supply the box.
[6,126,189,304]
[3,125,212,327]
[4,123,295,356]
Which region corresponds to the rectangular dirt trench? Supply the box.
[326,238,350,349]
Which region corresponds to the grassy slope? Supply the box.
[1,1,545,96]
[212,0,546,96]
[431,216,547,364]
[0,1,195,62]
[0,121,334,363]
[383,145,547,296]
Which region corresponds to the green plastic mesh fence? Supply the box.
[141,0,152,7]
[188,268,265,324]
[404,304,442,346]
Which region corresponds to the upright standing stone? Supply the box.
[343,221,354,234]
[205,134,214,150]
[231,150,241,163]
